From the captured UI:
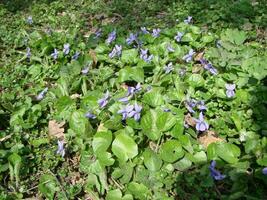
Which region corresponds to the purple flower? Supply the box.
[127,83,142,96]
[185,99,197,113]
[146,85,152,91]
[200,59,218,75]
[195,112,209,132]
[109,45,122,58]
[183,49,195,62]
[119,83,141,103]
[128,103,142,121]
[225,83,236,98]
[118,96,130,104]
[117,104,134,120]
[184,16,193,24]
[72,52,80,60]
[141,27,149,34]
[164,62,174,74]
[174,32,184,42]
[85,112,96,119]
[94,29,102,38]
[81,67,89,75]
[126,33,137,45]
[26,47,31,59]
[98,91,110,108]
[63,43,70,55]
[197,100,207,111]
[152,28,161,38]
[178,68,186,77]
[140,49,153,63]
[36,87,48,101]
[216,40,222,48]
[51,49,59,60]
[26,16,33,24]
[262,167,267,175]
[56,140,65,158]
[106,30,116,45]
[167,44,175,52]
[209,160,226,180]
[163,108,171,112]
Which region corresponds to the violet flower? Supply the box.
[126,33,137,45]
[262,167,267,175]
[98,91,110,108]
[141,27,149,34]
[174,32,184,42]
[26,16,33,24]
[85,112,96,119]
[127,83,142,96]
[164,62,174,74]
[117,104,134,120]
[119,83,141,103]
[106,30,116,45]
[184,16,193,24]
[197,100,207,111]
[63,43,70,55]
[167,44,175,52]
[94,29,102,38]
[51,49,59,60]
[179,68,187,77]
[36,87,48,101]
[56,140,65,158]
[140,49,153,63]
[72,52,80,60]
[26,47,31,59]
[209,160,226,180]
[118,96,130,104]
[200,59,218,75]
[225,83,236,98]
[182,49,195,62]
[128,103,142,121]
[81,67,89,75]
[109,45,122,58]
[152,28,161,38]
[195,112,209,132]
[185,99,197,113]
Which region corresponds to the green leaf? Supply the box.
[141,109,160,140]
[118,67,144,83]
[92,131,112,154]
[38,174,59,200]
[127,182,150,200]
[143,149,162,171]
[160,140,184,163]
[222,29,247,45]
[121,49,138,64]
[208,142,240,164]
[141,109,176,141]
[69,110,93,138]
[187,74,205,88]
[112,132,138,162]
[106,189,122,200]
[143,88,164,107]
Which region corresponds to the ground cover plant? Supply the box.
[0,0,267,199]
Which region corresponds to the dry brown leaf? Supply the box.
[185,113,196,127]
[48,120,65,140]
[70,93,81,99]
[97,123,108,132]
[198,130,223,148]
[89,49,97,67]
[194,51,204,61]
[192,64,202,73]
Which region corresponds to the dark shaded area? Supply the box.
[105,0,267,29]
[1,0,56,12]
